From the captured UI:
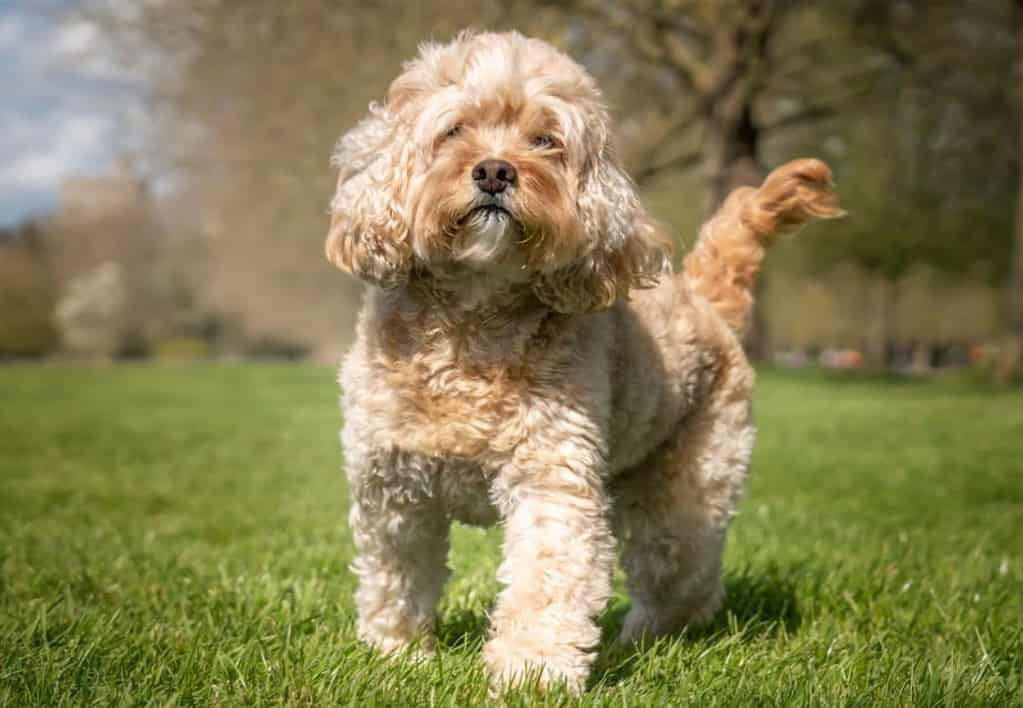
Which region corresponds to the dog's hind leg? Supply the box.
[612,356,755,644]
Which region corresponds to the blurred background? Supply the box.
[1,0,1020,381]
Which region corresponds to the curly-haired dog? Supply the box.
[326,30,841,692]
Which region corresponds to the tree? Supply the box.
[46,170,167,356]
[84,0,1018,366]
[796,0,1017,367]
[0,224,58,358]
[558,1,885,359]
[85,0,565,358]
[996,0,1023,383]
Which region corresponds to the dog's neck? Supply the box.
[369,273,562,370]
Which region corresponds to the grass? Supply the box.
[0,364,1021,706]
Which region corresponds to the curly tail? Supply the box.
[682,158,844,336]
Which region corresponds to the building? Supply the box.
[59,157,147,224]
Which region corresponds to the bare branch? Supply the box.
[659,31,713,94]
[632,151,700,185]
[562,0,708,94]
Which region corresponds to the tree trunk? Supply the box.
[995,7,1023,383]
[995,159,1023,382]
[701,103,762,213]
[701,103,770,360]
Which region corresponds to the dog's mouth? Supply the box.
[469,204,513,220]
[457,202,518,233]
[448,199,524,267]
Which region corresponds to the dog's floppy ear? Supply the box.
[534,135,672,314]
[325,103,413,287]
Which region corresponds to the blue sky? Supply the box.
[0,0,140,226]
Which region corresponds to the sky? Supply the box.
[0,0,141,227]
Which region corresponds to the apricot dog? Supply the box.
[326,30,841,692]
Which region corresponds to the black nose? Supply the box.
[472,159,517,194]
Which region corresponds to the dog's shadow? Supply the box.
[592,569,802,687]
[435,566,802,682]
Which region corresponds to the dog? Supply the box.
[325,30,841,692]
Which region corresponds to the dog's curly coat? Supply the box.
[326,30,841,692]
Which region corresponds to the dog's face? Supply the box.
[326,31,671,312]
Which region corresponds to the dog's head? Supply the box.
[326,31,671,312]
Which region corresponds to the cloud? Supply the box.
[52,19,101,56]
[0,15,26,49]
[0,114,111,190]
[50,17,143,82]
[0,4,144,224]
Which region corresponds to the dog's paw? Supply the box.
[358,626,435,663]
[483,634,591,694]
[617,585,724,647]
[616,602,658,647]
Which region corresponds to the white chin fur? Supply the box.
[455,209,515,266]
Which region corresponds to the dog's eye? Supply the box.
[531,134,555,149]
[441,124,462,141]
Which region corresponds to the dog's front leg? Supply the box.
[484,432,615,693]
[347,448,450,657]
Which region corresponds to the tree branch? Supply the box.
[632,151,700,185]
[562,0,708,94]
[658,29,713,94]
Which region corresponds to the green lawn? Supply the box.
[1,364,1021,706]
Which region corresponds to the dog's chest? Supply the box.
[352,300,572,462]
[363,347,536,461]
[352,355,515,526]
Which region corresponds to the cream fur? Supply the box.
[326,30,841,693]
